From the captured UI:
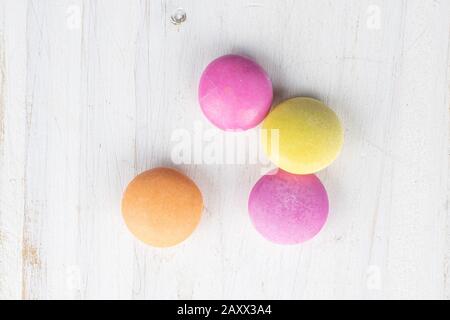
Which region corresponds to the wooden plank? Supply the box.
[0,0,27,300]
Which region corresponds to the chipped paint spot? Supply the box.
[22,238,41,268]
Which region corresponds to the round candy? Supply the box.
[198,54,273,130]
[121,167,203,248]
[248,169,329,244]
[262,97,343,174]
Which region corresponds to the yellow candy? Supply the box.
[262,97,343,174]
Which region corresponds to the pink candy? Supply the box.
[248,169,329,244]
[198,54,273,130]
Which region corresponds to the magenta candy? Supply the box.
[248,169,329,244]
[198,54,273,130]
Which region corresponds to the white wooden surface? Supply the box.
[0,0,449,300]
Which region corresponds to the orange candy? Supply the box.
[121,168,203,247]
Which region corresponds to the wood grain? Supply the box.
[0,0,449,299]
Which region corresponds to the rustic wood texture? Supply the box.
[0,0,449,299]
